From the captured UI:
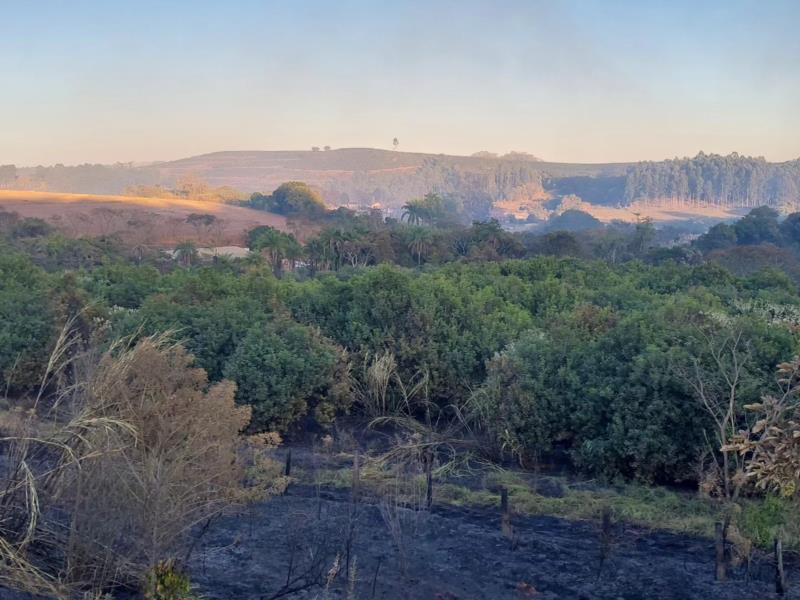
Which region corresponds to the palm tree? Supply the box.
[319,228,355,271]
[401,199,426,225]
[283,236,303,272]
[305,237,326,274]
[402,194,445,226]
[247,226,300,276]
[174,240,198,267]
[406,226,433,266]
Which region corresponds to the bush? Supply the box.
[144,560,193,600]
[0,335,260,596]
[223,320,348,431]
[0,253,55,391]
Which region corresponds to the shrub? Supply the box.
[143,560,193,600]
[0,334,258,596]
[223,320,348,431]
[0,253,54,392]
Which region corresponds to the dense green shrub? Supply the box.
[0,253,55,391]
[223,320,346,431]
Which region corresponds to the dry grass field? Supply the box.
[495,193,747,224]
[582,199,747,223]
[0,189,303,246]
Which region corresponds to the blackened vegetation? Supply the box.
[189,485,798,600]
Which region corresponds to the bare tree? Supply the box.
[677,325,752,501]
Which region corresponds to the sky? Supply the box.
[2,0,799,166]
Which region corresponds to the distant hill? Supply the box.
[3,149,797,224]
[154,149,631,212]
[4,148,628,205]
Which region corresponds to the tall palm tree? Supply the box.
[406,226,433,266]
[305,237,326,274]
[319,228,355,271]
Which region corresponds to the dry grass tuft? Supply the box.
[0,330,272,598]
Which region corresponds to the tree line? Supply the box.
[624,152,800,209]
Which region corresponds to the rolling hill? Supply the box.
[4,149,797,226]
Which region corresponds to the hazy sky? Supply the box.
[2,0,799,165]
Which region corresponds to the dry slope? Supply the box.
[0,190,299,246]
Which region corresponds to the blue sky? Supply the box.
[2,0,798,165]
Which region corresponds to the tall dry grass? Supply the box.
[0,329,262,598]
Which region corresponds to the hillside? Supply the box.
[156,148,627,183]
[4,149,797,225]
[4,149,630,211]
[0,189,296,246]
[154,149,631,212]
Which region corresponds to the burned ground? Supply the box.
[189,484,797,600]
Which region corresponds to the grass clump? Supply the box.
[303,459,799,551]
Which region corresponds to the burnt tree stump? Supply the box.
[715,521,727,582]
[776,537,787,596]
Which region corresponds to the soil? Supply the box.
[188,484,798,600]
[1,437,796,600]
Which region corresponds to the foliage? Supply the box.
[5,202,800,483]
[143,561,193,600]
[223,320,346,431]
[546,209,602,232]
[625,152,800,208]
[247,225,302,275]
[0,254,55,391]
[247,181,326,217]
[724,358,800,498]
[475,285,795,482]
[67,337,253,578]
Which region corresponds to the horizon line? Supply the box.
[8,146,799,170]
